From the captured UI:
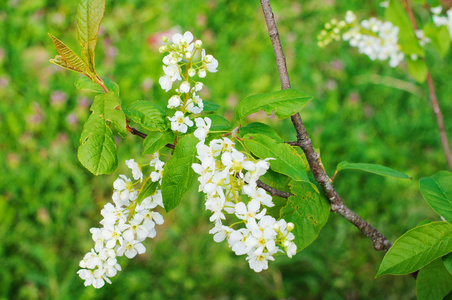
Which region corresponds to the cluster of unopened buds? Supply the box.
[77,156,165,288]
[318,11,405,67]
[192,135,297,272]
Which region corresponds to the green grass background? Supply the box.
[1,0,451,299]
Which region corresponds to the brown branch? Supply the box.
[284,141,299,146]
[256,180,293,198]
[259,0,392,252]
[402,0,452,171]
[126,124,175,150]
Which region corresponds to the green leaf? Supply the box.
[242,133,309,183]
[280,181,330,251]
[420,171,452,223]
[424,22,451,57]
[76,0,106,73]
[75,76,120,97]
[239,122,283,143]
[377,222,452,277]
[125,101,168,132]
[336,162,410,179]
[78,114,118,175]
[208,115,231,132]
[48,34,90,75]
[443,252,452,275]
[386,0,424,57]
[407,58,428,83]
[161,134,198,212]
[136,178,159,204]
[202,100,221,112]
[235,89,313,121]
[142,131,175,155]
[90,92,127,136]
[416,259,452,300]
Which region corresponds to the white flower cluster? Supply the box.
[158,31,218,134]
[77,156,165,288]
[432,6,452,39]
[318,11,404,67]
[192,136,297,272]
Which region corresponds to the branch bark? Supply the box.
[259,0,392,251]
[402,0,452,171]
[126,123,175,150]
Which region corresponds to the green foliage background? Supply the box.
[1,0,451,299]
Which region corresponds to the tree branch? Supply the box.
[402,0,452,171]
[259,0,392,251]
[256,180,293,198]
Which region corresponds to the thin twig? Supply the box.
[402,0,452,171]
[256,180,293,198]
[126,123,175,150]
[284,141,299,146]
[259,0,392,251]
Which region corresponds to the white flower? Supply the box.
[431,6,442,15]
[194,117,212,141]
[235,199,266,221]
[167,95,181,109]
[179,81,190,93]
[242,184,274,207]
[168,111,194,133]
[345,11,356,24]
[246,251,275,272]
[202,49,218,73]
[172,31,194,46]
[150,160,165,182]
[209,222,232,242]
[125,159,143,182]
[159,75,173,92]
[228,228,251,255]
[117,239,146,259]
[198,69,207,78]
[195,82,203,91]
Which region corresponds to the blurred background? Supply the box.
[1,0,451,299]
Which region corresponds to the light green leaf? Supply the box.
[142,131,175,155]
[235,89,313,121]
[161,134,198,212]
[416,259,452,300]
[78,114,118,175]
[202,100,221,112]
[242,133,309,183]
[444,252,452,275]
[239,122,283,143]
[386,0,424,57]
[125,101,168,132]
[208,115,231,132]
[407,58,428,83]
[90,92,127,136]
[377,222,452,277]
[336,162,410,179]
[280,181,330,251]
[420,171,452,223]
[48,34,90,75]
[76,0,106,73]
[424,22,451,57]
[136,178,159,204]
[75,76,120,97]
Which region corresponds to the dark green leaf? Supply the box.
[75,76,120,97]
[142,131,175,155]
[416,259,452,300]
[336,162,410,179]
[239,122,283,143]
[235,89,313,121]
[78,114,118,175]
[161,134,198,212]
[136,178,159,204]
[377,222,452,277]
[76,0,106,73]
[90,92,127,136]
[208,115,231,132]
[407,57,428,83]
[420,171,452,223]
[242,133,309,183]
[280,181,330,251]
[125,101,168,132]
[202,100,221,112]
[443,252,452,275]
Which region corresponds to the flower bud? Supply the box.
[188,68,196,77]
[185,51,192,59]
[161,36,168,43]
[273,223,280,232]
[287,222,295,232]
[195,40,202,48]
[179,81,190,93]
[205,54,213,63]
[198,69,207,78]
[170,57,178,64]
[158,46,167,53]
[195,82,203,91]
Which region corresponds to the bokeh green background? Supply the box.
[1,0,451,299]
